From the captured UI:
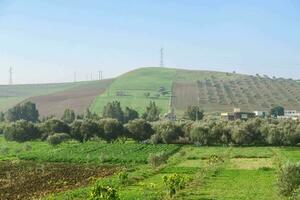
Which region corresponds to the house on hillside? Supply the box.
[277,109,300,120]
[253,111,268,118]
[221,108,255,121]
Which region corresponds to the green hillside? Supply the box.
[91,67,300,116]
[0,81,93,112]
[90,67,177,114]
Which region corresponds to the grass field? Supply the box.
[0,81,94,112]
[90,67,177,115]
[1,135,300,200]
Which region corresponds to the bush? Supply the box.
[5,101,39,122]
[102,101,124,122]
[278,162,300,198]
[190,123,211,145]
[89,182,120,200]
[0,123,5,135]
[148,152,168,168]
[61,109,76,124]
[163,173,189,197]
[70,119,101,142]
[4,120,40,142]
[142,101,160,122]
[184,105,204,121]
[99,118,124,142]
[39,119,70,139]
[47,133,71,145]
[152,121,183,144]
[123,107,139,123]
[125,119,154,141]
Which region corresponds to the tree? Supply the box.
[125,119,154,141]
[4,120,40,142]
[144,92,150,98]
[5,101,39,122]
[142,101,160,122]
[152,121,183,144]
[81,119,101,142]
[0,112,4,122]
[61,109,76,124]
[185,106,204,121]
[102,101,124,122]
[70,119,101,142]
[190,123,211,145]
[39,119,70,139]
[270,106,284,117]
[99,118,124,142]
[85,109,99,120]
[123,107,139,123]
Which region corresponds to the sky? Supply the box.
[0,0,300,84]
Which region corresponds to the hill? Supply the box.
[90,67,176,114]
[28,79,114,117]
[0,80,113,117]
[0,82,85,112]
[91,67,300,115]
[2,67,300,117]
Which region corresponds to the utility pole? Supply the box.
[160,47,164,68]
[98,71,103,80]
[9,67,13,85]
[90,73,93,81]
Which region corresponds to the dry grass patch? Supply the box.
[229,158,273,170]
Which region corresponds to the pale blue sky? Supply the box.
[0,0,300,84]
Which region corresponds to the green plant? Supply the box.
[277,162,300,198]
[148,152,168,168]
[47,133,71,145]
[163,173,189,198]
[89,183,120,200]
[118,171,129,185]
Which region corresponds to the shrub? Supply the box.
[4,120,40,142]
[142,101,160,122]
[148,152,168,168]
[125,119,154,141]
[61,109,76,124]
[163,173,189,197]
[102,101,124,122]
[70,119,101,142]
[123,107,139,123]
[89,182,120,200]
[190,123,211,145]
[149,134,162,144]
[118,171,129,185]
[47,133,71,145]
[278,162,300,198]
[152,121,183,144]
[5,101,39,122]
[99,118,124,142]
[184,105,204,121]
[39,119,70,139]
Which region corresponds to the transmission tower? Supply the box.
[160,48,164,68]
[9,67,13,85]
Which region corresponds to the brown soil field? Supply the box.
[28,79,114,117]
[0,161,118,200]
[172,81,198,111]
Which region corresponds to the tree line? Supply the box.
[1,101,299,146]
